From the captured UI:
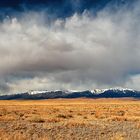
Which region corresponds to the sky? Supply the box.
[0,0,140,94]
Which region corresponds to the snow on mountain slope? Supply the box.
[29,90,80,95]
[29,90,49,95]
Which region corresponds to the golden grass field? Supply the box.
[0,98,140,140]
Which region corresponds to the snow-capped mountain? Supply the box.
[93,87,135,94]
[0,88,139,100]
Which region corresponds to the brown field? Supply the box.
[0,98,140,140]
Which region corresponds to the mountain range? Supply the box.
[0,88,140,100]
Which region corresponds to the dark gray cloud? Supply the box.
[0,1,140,93]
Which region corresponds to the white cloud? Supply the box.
[0,2,140,93]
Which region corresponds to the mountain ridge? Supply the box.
[0,87,139,100]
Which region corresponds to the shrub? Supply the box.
[29,116,45,123]
[57,114,73,119]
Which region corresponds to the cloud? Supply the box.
[0,1,140,93]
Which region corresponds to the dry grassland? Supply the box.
[0,98,140,140]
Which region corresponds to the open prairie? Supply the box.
[0,98,140,140]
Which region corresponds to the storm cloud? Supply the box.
[0,0,140,93]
